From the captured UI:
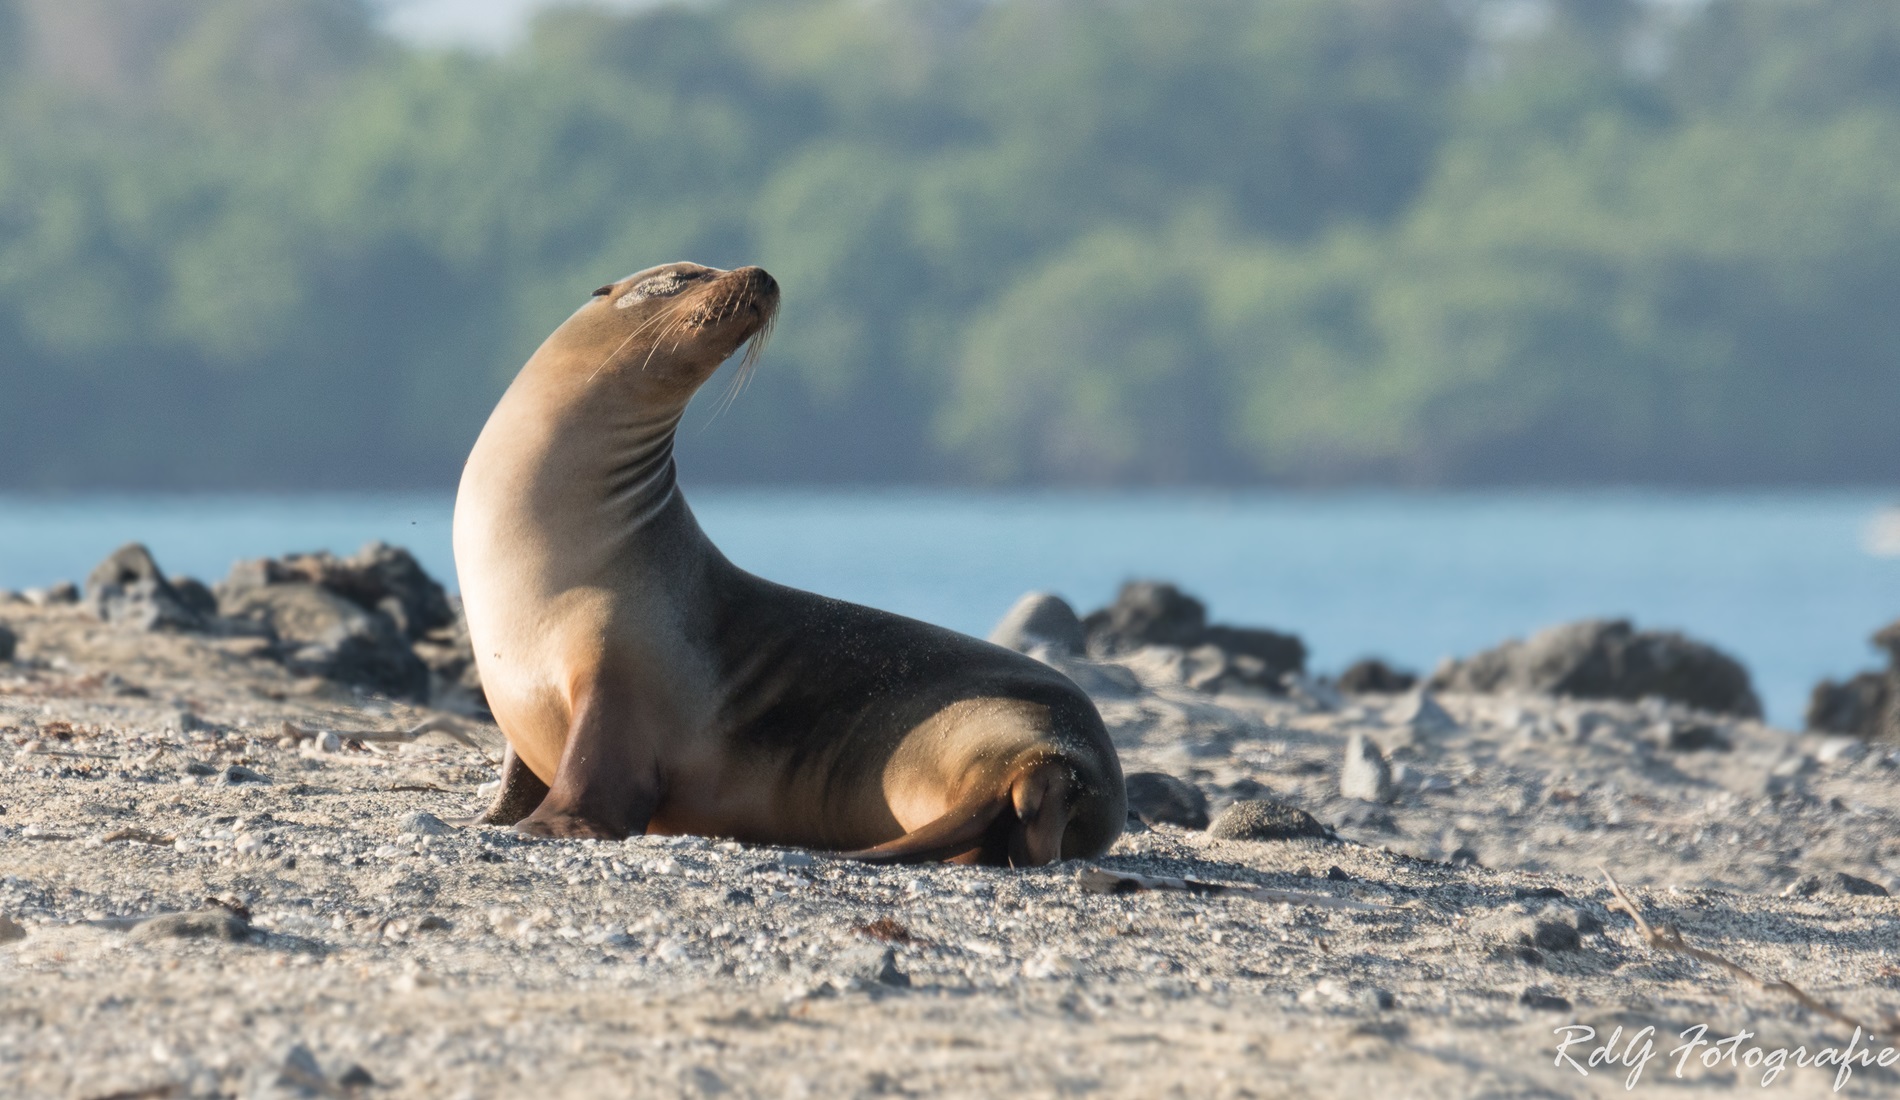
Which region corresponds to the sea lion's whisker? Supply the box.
[590,299,687,381]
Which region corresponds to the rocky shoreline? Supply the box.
[3,547,1899,1097]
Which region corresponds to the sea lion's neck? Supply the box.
[521,351,697,532]
[596,408,685,530]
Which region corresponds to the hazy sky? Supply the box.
[377,0,672,50]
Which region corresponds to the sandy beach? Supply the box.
[4,589,1899,1098]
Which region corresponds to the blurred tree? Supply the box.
[1,0,1897,489]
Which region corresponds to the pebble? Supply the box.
[1782,872,1890,898]
[1207,799,1329,841]
[129,907,252,943]
[1526,918,1581,953]
[1338,734,1395,803]
[1816,737,1869,765]
[1393,689,1459,734]
[1022,952,1080,979]
[1662,722,1730,753]
[22,582,78,607]
[1123,771,1210,829]
[1519,987,1572,1012]
[837,944,910,989]
[398,811,453,837]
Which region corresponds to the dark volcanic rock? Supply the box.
[220,541,452,641]
[1207,799,1330,841]
[168,576,219,620]
[1336,658,1418,694]
[0,622,14,662]
[1429,619,1760,718]
[989,592,1087,657]
[222,582,430,701]
[1200,625,1306,683]
[412,600,490,717]
[1082,581,1305,691]
[1123,772,1210,830]
[217,542,466,704]
[1877,619,1900,666]
[1805,618,1900,741]
[1083,581,1208,655]
[83,544,208,632]
[1806,673,1893,738]
[1661,722,1731,753]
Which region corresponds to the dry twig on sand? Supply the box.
[280,716,497,761]
[1599,865,1896,1039]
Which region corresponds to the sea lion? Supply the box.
[452,262,1124,865]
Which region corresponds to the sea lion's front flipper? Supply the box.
[452,744,550,827]
[516,687,657,840]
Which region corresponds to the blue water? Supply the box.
[1,490,1895,728]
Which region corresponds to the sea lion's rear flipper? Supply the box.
[840,759,1073,867]
[838,793,1011,865]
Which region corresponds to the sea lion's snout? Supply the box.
[736,265,777,299]
[686,265,778,342]
[721,265,779,320]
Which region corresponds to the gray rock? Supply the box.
[398,811,453,836]
[836,944,910,989]
[1336,658,1417,694]
[222,765,271,785]
[411,603,490,718]
[1338,733,1394,803]
[1520,987,1573,1012]
[220,541,453,642]
[0,622,15,662]
[0,916,25,943]
[1083,581,1208,655]
[83,543,207,632]
[221,582,429,701]
[22,581,78,607]
[1081,581,1305,684]
[1526,918,1581,953]
[1782,872,1890,898]
[168,576,219,620]
[1394,688,1459,734]
[1430,619,1761,718]
[989,592,1087,657]
[1661,721,1731,753]
[1123,772,1209,829]
[1200,625,1305,686]
[129,907,252,942]
[1806,617,1900,743]
[1207,799,1329,841]
[1815,737,1869,765]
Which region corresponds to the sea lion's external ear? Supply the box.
[592,285,614,297]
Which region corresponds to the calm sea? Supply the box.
[2,490,1895,728]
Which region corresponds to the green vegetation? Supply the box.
[2,0,1897,488]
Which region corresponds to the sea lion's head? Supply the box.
[561,262,779,405]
